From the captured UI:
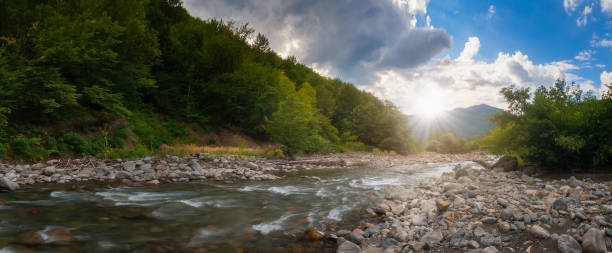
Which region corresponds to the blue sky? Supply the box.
[184,0,612,113]
[429,0,611,84]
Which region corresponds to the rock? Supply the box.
[557,234,582,253]
[473,227,487,238]
[361,244,382,253]
[0,177,19,191]
[15,231,44,245]
[443,183,463,193]
[492,156,518,171]
[420,231,443,246]
[497,221,510,232]
[501,206,519,221]
[337,240,361,253]
[582,228,606,253]
[304,229,324,240]
[529,225,550,239]
[408,241,426,251]
[188,161,201,171]
[479,235,501,247]
[552,199,569,211]
[420,199,438,218]
[483,246,499,253]
[375,202,391,214]
[349,232,364,244]
[123,161,135,172]
[47,228,72,242]
[480,217,497,224]
[436,199,450,212]
[468,240,480,249]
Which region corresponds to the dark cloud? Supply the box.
[183,0,451,85]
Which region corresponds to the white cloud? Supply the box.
[602,71,612,84]
[576,4,592,26]
[457,37,480,62]
[362,37,589,114]
[487,5,496,19]
[594,39,612,47]
[574,49,595,61]
[564,0,584,13]
[602,0,612,13]
[596,63,606,68]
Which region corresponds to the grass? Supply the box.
[157,144,283,157]
[526,181,535,185]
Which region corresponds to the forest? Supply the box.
[481,80,612,170]
[0,0,417,160]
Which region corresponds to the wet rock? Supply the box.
[0,177,19,191]
[528,225,550,238]
[47,228,72,242]
[337,240,361,253]
[557,234,582,253]
[582,228,606,253]
[304,229,324,241]
[15,231,44,245]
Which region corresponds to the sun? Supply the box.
[414,92,445,120]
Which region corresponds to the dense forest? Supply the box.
[480,80,612,170]
[0,0,417,160]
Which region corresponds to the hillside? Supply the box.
[0,0,417,160]
[410,104,503,139]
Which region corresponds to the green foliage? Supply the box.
[57,134,100,156]
[484,80,612,170]
[12,136,49,161]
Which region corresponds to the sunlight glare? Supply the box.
[414,91,445,120]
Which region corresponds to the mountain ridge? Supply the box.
[409,104,503,139]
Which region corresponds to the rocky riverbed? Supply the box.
[0,152,491,190]
[337,159,612,253]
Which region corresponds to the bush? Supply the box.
[12,136,49,161]
[0,143,7,159]
[57,134,99,155]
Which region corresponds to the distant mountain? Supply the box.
[409,104,503,140]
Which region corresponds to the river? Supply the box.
[0,160,485,252]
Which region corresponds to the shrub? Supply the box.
[58,134,98,155]
[12,136,48,161]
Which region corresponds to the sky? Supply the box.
[183,0,612,114]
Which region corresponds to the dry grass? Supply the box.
[158,144,282,157]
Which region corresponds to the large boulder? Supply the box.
[582,228,606,253]
[492,156,518,172]
[337,240,361,253]
[557,234,582,253]
[0,177,19,191]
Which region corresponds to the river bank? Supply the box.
[0,152,492,190]
[338,159,612,253]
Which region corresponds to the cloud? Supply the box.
[575,49,595,61]
[602,0,612,13]
[576,4,593,26]
[594,38,612,48]
[362,37,589,114]
[182,0,451,84]
[602,71,612,96]
[564,0,584,13]
[487,5,496,19]
[596,63,606,68]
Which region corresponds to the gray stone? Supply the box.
[0,177,19,191]
[480,217,497,224]
[552,199,569,211]
[557,234,582,253]
[123,161,135,171]
[337,240,361,253]
[349,232,364,244]
[479,235,501,247]
[582,228,606,253]
[138,163,152,171]
[188,161,201,171]
[501,207,519,221]
[468,240,480,249]
[474,227,487,238]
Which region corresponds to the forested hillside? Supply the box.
[409,104,502,139]
[0,0,417,160]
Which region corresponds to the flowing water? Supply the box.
[0,161,483,252]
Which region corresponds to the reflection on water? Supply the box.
[0,161,480,252]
